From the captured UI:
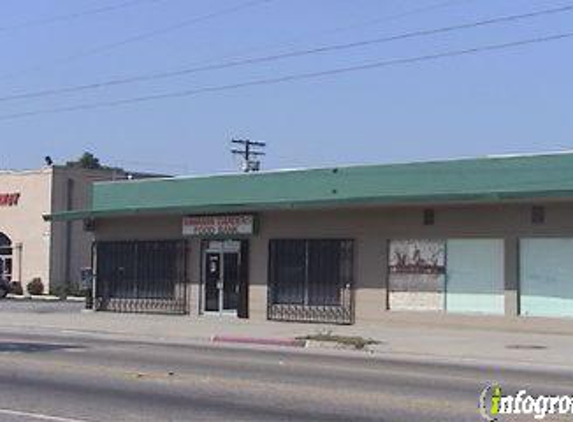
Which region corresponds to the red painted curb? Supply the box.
[211,335,306,348]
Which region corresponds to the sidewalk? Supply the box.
[1,305,573,372]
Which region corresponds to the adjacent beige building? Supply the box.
[0,165,142,293]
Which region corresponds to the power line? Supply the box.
[61,0,273,60]
[0,31,571,122]
[0,0,164,33]
[303,0,475,38]
[0,0,274,80]
[199,0,474,65]
[1,3,570,103]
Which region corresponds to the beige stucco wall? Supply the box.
[0,166,136,294]
[0,168,53,289]
[49,167,129,290]
[93,201,573,322]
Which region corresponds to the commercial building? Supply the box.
[49,152,573,323]
[0,165,154,293]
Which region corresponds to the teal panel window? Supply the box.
[445,239,505,315]
[520,238,573,318]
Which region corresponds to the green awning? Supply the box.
[45,152,573,222]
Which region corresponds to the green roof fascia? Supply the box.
[44,153,573,222]
[45,187,573,222]
[88,153,573,213]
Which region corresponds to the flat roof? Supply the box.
[46,152,573,221]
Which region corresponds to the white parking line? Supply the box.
[0,408,89,421]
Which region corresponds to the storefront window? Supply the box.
[96,240,188,314]
[520,238,573,318]
[268,239,354,324]
[388,238,504,314]
[269,239,352,307]
[269,240,306,305]
[388,239,446,311]
[445,239,504,314]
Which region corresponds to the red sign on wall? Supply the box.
[0,193,20,207]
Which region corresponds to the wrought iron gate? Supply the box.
[95,240,189,314]
[267,239,354,324]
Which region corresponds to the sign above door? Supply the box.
[183,214,255,237]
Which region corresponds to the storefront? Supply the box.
[201,239,249,317]
[187,215,252,317]
[388,238,505,314]
[47,152,573,323]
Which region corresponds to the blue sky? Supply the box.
[0,0,571,175]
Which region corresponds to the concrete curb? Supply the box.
[5,294,85,302]
[66,297,87,302]
[1,323,573,377]
[211,335,306,348]
[6,294,60,301]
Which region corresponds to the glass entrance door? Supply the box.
[0,257,11,281]
[204,252,221,312]
[222,252,239,311]
[203,241,241,315]
[0,234,12,282]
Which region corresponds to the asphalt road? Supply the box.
[0,329,571,422]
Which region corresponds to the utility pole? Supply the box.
[231,139,266,172]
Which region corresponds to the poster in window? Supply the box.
[388,239,446,311]
[389,239,446,275]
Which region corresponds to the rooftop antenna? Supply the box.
[231,139,266,172]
